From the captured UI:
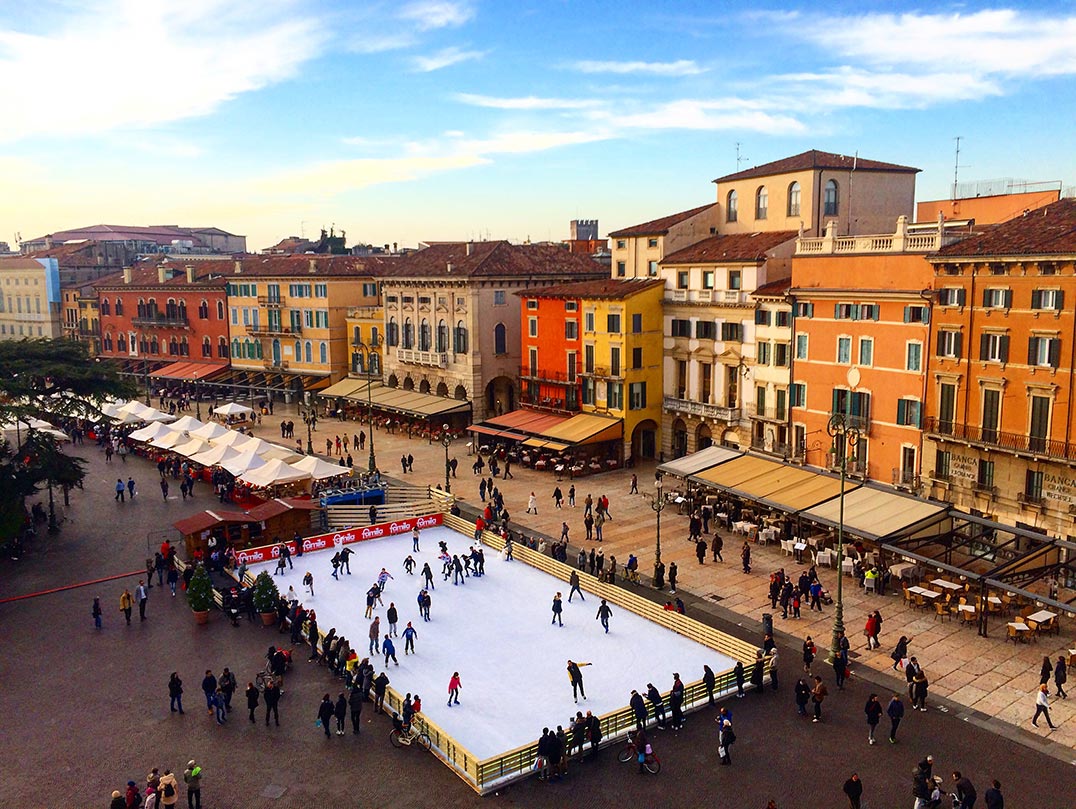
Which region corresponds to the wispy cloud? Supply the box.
[0,0,326,143]
[398,0,474,31]
[350,32,418,54]
[454,93,601,110]
[774,67,1002,110]
[589,99,805,135]
[412,45,484,72]
[571,59,706,76]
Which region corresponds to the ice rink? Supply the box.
[249,525,738,759]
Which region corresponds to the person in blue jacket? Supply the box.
[383,635,398,667]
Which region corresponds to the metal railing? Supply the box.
[131,314,188,327]
[923,416,1076,461]
[663,396,740,422]
[249,324,301,337]
[257,295,284,306]
[828,408,870,432]
[519,366,578,384]
[396,348,448,368]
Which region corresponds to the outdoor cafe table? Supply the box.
[1026,609,1057,632]
[733,521,758,537]
[1008,622,1031,641]
[891,561,920,581]
[908,586,941,600]
[931,579,964,592]
[793,541,808,563]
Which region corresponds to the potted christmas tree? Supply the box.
[186,563,214,625]
[252,571,280,626]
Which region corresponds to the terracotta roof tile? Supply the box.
[934,198,1076,258]
[520,277,665,301]
[660,231,797,265]
[381,241,606,280]
[608,204,716,237]
[713,149,919,183]
[751,278,791,298]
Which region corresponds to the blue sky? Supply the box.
[2,1,1074,250]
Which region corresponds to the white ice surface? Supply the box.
[249,526,736,759]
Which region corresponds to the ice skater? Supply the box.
[551,592,564,626]
[440,552,453,581]
[452,555,465,585]
[383,635,398,667]
[595,599,613,633]
[403,622,418,654]
[365,586,378,619]
[303,571,314,598]
[421,562,434,590]
[339,547,353,575]
[331,552,342,580]
[377,568,393,592]
[568,570,584,602]
[447,672,462,706]
[368,617,381,655]
[386,602,398,636]
[403,555,416,575]
[567,660,590,703]
[412,526,420,552]
[418,589,431,622]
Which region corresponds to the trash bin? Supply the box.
[762,613,773,639]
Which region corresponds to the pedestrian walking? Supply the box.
[551,592,564,626]
[741,541,751,573]
[718,720,735,765]
[168,672,184,714]
[201,670,217,713]
[136,580,148,620]
[552,486,563,508]
[333,693,347,736]
[811,676,827,722]
[629,473,638,494]
[114,478,125,502]
[1055,655,1068,699]
[127,476,136,499]
[1039,655,1052,692]
[1032,683,1057,729]
[984,780,1004,809]
[802,635,816,674]
[568,484,575,507]
[568,570,585,603]
[158,770,179,807]
[794,678,810,716]
[160,479,169,501]
[348,685,363,734]
[567,660,590,702]
[264,679,280,726]
[891,635,912,670]
[696,538,707,565]
[711,534,723,562]
[183,761,203,809]
[527,491,537,514]
[119,588,134,625]
[447,672,462,706]
[887,693,904,743]
[842,773,864,809]
[864,693,883,744]
[317,694,334,738]
[246,682,259,723]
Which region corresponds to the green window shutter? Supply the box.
[1000,335,1010,363]
[1049,338,1062,369]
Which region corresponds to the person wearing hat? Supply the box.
[110,790,125,809]
[124,781,140,807]
[157,770,179,807]
[183,760,202,809]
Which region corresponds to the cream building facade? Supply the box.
[0,257,62,340]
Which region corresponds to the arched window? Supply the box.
[787,181,801,217]
[370,352,380,375]
[232,338,242,358]
[454,320,468,354]
[216,301,224,320]
[177,300,187,321]
[166,298,178,319]
[387,317,399,347]
[114,298,124,316]
[100,299,111,316]
[180,337,189,356]
[218,337,228,358]
[304,341,312,363]
[402,318,414,349]
[319,342,327,364]
[198,299,209,319]
[419,318,431,351]
[755,186,768,220]
[294,341,301,361]
[824,179,839,216]
[202,337,212,357]
[494,322,507,355]
[137,298,146,319]
[436,319,448,353]
[147,298,158,318]
[117,333,127,352]
[150,336,159,354]
[168,337,179,356]
[726,190,738,223]
[103,333,113,352]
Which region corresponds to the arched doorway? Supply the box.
[672,418,688,459]
[419,379,431,394]
[436,382,449,397]
[403,376,415,391]
[696,423,713,451]
[454,384,468,401]
[722,429,740,449]
[631,419,659,461]
[386,374,398,388]
[485,376,514,416]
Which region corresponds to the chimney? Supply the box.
[392,242,398,253]
[158,266,168,284]
[186,265,195,284]
[466,242,473,256]
[446,262,453,274]
[308,258,317,274]
[233,259,243,274]
[123,267,132,284]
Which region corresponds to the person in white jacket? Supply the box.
[1032,683,1057,729]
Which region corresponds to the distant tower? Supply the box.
[570,219,598,241]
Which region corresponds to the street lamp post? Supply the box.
[303,410,314,455]
[648,475,672,586]
[144,358,151,406]
[194,380,202,421]
[440,423,452,493]
[357,335,383,473]
[827,367,862,663]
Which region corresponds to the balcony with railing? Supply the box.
[263,359,289,370]
[665,288,750,305]
[828,408,871,433]
[396,348,448,368]
[249,323,301,337]
[826,453,867,476]
[131,313,189,328]
[796,216,974,256]
[891,468,920,489]
[751,405,788,423]
[663,395,740,422]
[519,392,579,414]
[257,295,284,307]
[519,365,579,385]
[582,365,623,380]
[750,435,790,456]
[923,415,1076,461]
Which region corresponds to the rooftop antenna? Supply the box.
[951,137,967,200]
[736,142,748,170]
[300,221,308,239]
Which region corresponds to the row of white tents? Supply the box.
[114,401,346,488]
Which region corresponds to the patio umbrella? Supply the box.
[213,402,254,416]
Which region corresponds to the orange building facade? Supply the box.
[790,217,972,488]
[518,292,582,413]
[924,199,1076,534]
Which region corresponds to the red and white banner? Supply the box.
[235,513,443,566]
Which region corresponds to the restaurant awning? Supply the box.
[320,378,369,399]
[481,409,571,434]
[151,361,229,381]
[802,486,948,542]
[521,438,571,452]
[326,381,470,419]
[540,413,623,446]
[690,454,779,489]
[690,453,859,513]
[657,445,742,478]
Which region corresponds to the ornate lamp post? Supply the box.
[194,380,202,421]
[648,475,672,585]
[440,423,452,493]
[828,366,862,662]
[144,358,151,406]
[303,409,314,455]
[357,334,383,473]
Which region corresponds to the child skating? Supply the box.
[447,672,462,706]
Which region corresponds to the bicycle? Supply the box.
[618,737,660,774]
[389,723,431,750]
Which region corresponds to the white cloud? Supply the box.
[571,59,705,76]
[349,32,417,54]
[398,0,474,31]
[775,67,1002,110]
[454,93,602,110]
[412,45,484,72]
[0,0,326,143]
[594,99,805,135]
